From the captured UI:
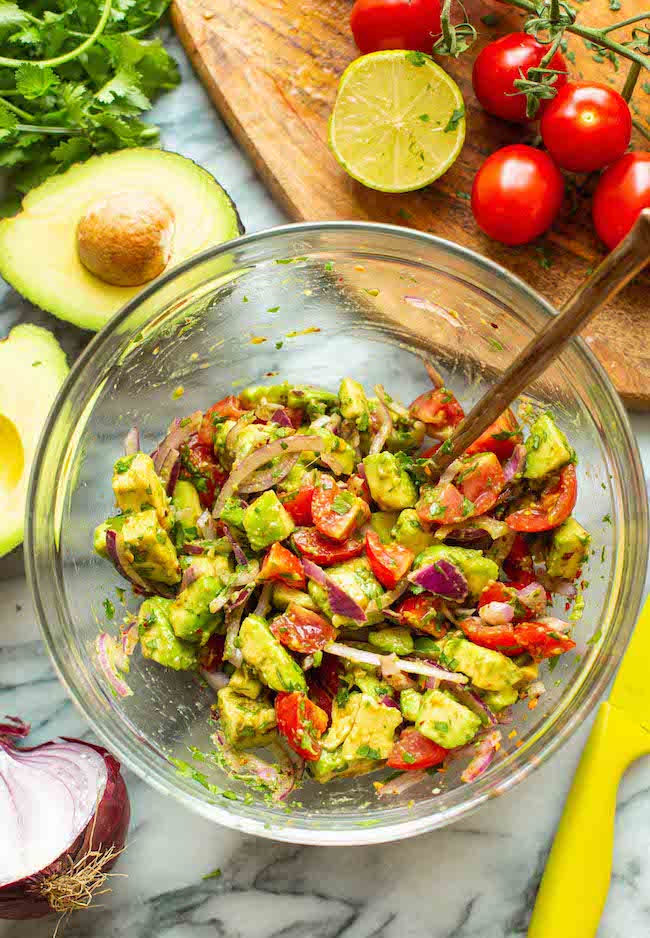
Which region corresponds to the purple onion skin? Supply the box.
[0,735,129,920]
[410,559,468,602]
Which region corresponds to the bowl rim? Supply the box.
[26,220,649,845]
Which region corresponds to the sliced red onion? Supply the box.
[496,707,514,726]
[377,769,428,799]
[237,452,301,495]
[200,669,230,693]
[212,730,299,802]
[105,529,155,596]
[527,680,547,698]
[421,357,445,389]
[302,559,367,622]
[96,633,132,698]
[503,444,527,483]
[366,578,410,614]
[380,654,401,681]
[224,606,245,668]
[271,408,293,428]
[221,522,247,566]
[461,729,502,784]
[152,412,201,474]
[479,601,515,626]
[233,559,260,587]
[536,615,571,633]
[404,295,462,329]
[517,582,547,617]
[0,720,129,919]
[446,687,497,726]
[369,385,393,455]
[552,578,577,599]
[197,510,218,541]
[163,452,181,496]
[380,695,400,709]
[123,426,140,456]
[120,621,139,657]
[409,559,468,602]
[213,436,325,517]
[326,643,468,683]
[254,583,273,618]
[439,458,462,486]
[180,563,203,592]
[181,542,206,556]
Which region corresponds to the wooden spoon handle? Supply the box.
[430,208,650,477]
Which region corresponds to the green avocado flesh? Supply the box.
[0,324,68,558]
[0,149,243,331]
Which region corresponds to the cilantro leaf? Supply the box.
[444,106,465,132]
[15,63,60,100]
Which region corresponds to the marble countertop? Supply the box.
[2,31,650,938]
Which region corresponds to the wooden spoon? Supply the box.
[428,208,650,479]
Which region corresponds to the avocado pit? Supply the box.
[76,191,175,287]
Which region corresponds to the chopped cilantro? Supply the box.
[586,628,602,646]
[203,868,222,880]
[456,190,471,200]
[406,51,428,66]
[602,513,612,524]
[434,720,449,733]
[275,341,284,350]
[357,744,382,759]
[402,751,417,764]
[268,306,280,313]
[114,455,135,474]
[418,113,431,122]
[331,492,355,515]
[444,106,465,133]
[103,598,115,620]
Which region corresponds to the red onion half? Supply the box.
[0,717,129,921]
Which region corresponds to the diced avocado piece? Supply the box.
[368,626,414,656]
[230,422,274,466]
[93,514,126,559]
[524,413,574,480]
[271,582,318,611]
[238,614,307,692]
[112,452,170,530]
[321,692,362,752]
[400,688,423,722]
[288,385,338,419]
[385,419,426,455]
[392,508,436,554]
[213,419,236,463]
[220,497,247,530]
[482,686,518,712]
[515,660,539,686]
[228,662,262,699]
[363,452,417,511]
[239,382,290,407]
[242,491,295,552]
[414,636,442,656]
[370,510,400,544]
[172,480,202,538]
[413,544,499,601]
[169,575,222,642]
[339,377,369,428]
[444,636,522,691]
[417,688,482,748]
[309,748,377,783]
[307,556,384,629]
[121,509,181,585]
[217,685,277,749]
[546,517,591,580]
[310,425,357,475]
[277,463,312,496]
[139,597,198,671]
[340,693,402,762]
[179,554,232,582]
[346,665,393,700]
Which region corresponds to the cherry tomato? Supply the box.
[416,481,467,525]
[459,617,524,655]
[540,82,631,173]
[472,145,564,246]
[259,542,306,589]
[270,603,336,653]
[592,152,650,250]
[409,387,465,439]
[292,527,365,566]
[280,485,315,526]
[179,435,228,509]
[464,408,522,461]
[515,621,576,659]
[455,452,505,515]
[312,477,370,542]
[198,396,246,446]
[478,581,531,623]
[387,727,448,770]
[350,0,442,55]
[197,634,225,671]
[315,653,342,698]
[503,533,535,582]
[306,674,333,723]
[506,464,577,532]
[365,531,414,589]
[472,33,567,123]
[395,592,447,637]
[275,691,329,761]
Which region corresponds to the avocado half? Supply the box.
[0,324,69,558]
[0,149,244,332]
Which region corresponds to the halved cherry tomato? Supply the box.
[198,633,225,671]
[410,387,465,439]
[198,396,246,446]
[503,533,534,582]
[312,478,370,542]
[270,603,336,653]
[395,593,447,638]
[464,408,522,461]
[516,621,576,659]
[179,435,228,509]
[306,673,333,724]
[455,453,505,515]
[387,727,448,770]
[506,464,577,533]
[365,531,414,589]
[285,406,305,429]
[292,528,365,566]
[275,691,329,761]
[316,653,342,698]
[259,542,306,589]
[416,481,467,525]
[280,485,315,526]
[459,617,524,655]
[477,581,533,624]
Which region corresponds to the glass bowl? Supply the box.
[27,222,648,845]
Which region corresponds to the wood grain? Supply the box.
[171,0,650,407]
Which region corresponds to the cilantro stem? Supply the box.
[0,0,113,68]
[17,123,83,135]
[0,97,33,121]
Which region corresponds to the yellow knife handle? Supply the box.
[528,701,650,938]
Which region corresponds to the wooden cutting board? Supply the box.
[171,0,650,407]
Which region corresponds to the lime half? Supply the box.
[329,51,466,193]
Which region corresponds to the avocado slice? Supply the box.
[238,614,307,693]
[0,149,243,331]
[417,688,482,748]
[363,452,418,511]
[0,325,68,559]
[546,517,591,580]
[392,508,436,554]
[443,636,522,691]
[524,413,574,480]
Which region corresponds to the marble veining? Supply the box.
[1,29,650,938]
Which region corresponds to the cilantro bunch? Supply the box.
[0,0,180,206]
